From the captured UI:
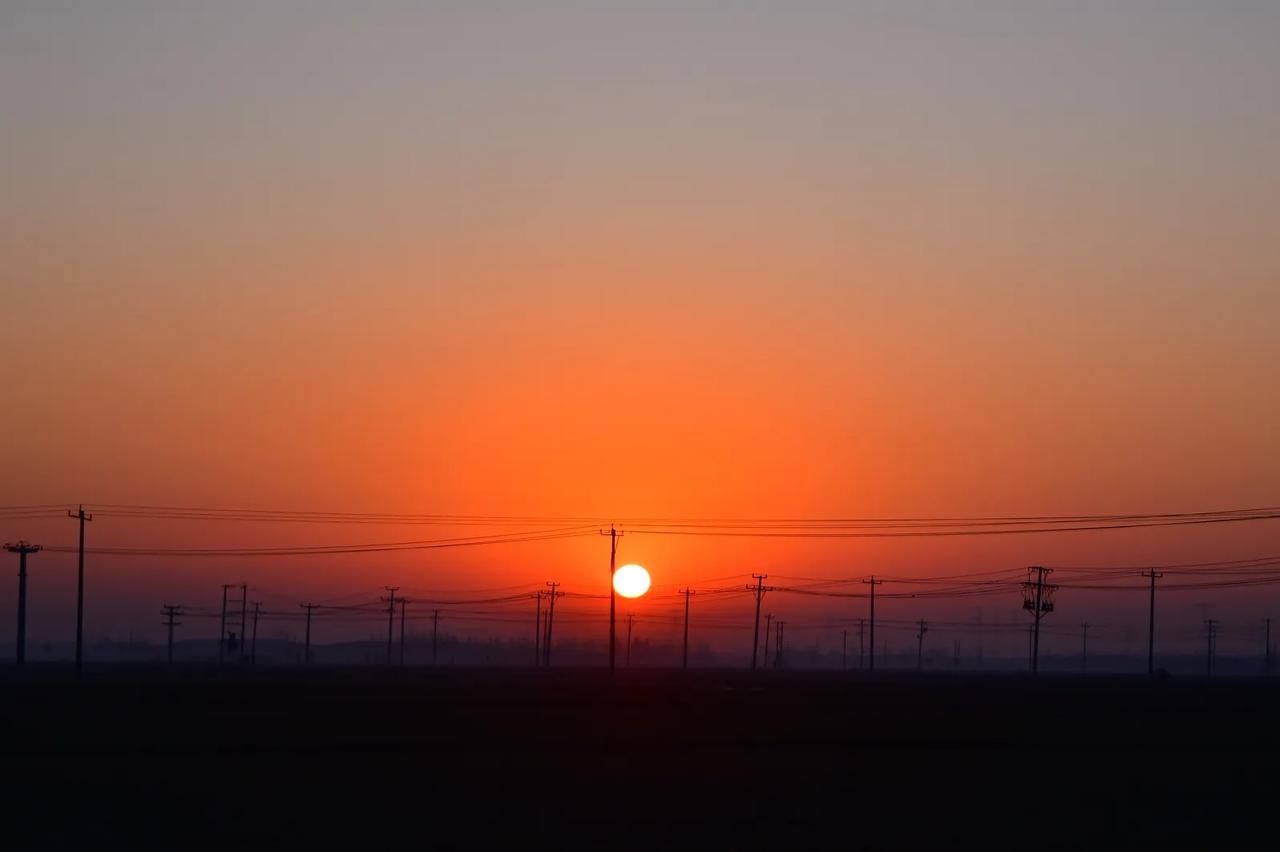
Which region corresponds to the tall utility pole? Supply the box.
[1080,623,1088,673]
[250,602,261,664]
[1021,566,1056,674]
[602,526,623,675]
[432,609,440,665]
[68,506,92,675]
[681,588,694,670]
[300,603,317,664]
[762,613,773,668]
[534,591,543,667]
[398,598,408,666]
[238,584,248,663]
[626,613,635,667]
[1266,617,1273,676]
[858,618,866,669]
[747,573,771,672]
[382,587,399,664]
[916,620,928,670]
[219,584,234,664]
[1204,619,1218,676]
[161,605,183,664]
[544,582,560,667]
[842,630,848,670]
[5,541,41,667]
[1140,570,1163,674]
[863,577,882,671]
[773,620,785,669]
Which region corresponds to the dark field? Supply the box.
[3,667,1277,849]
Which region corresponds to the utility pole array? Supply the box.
[1021,567,1056,674]
[68,506,92,675]
[5,541,41,667]
[747,573,772,672]
[1141,570,1163,674]
[161,605,183,664]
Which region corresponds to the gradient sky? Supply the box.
[2,2,1278,655]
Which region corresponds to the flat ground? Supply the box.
[2,667,1276,849]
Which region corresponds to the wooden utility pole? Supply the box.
[863,577,882,671]
[681,588,694,670]
[300,603,317,664]
[544,582,560,667]
[747,573,771,672]
[161,605,183,664]
[1140,570,1163,674]
[68,506,92,674]
[5,541,41,667]
[1022,567,1056,674]
[601,526,623,675]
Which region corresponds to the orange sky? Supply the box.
[1,4,1278,655]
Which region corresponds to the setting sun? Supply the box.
[613,564,651,598]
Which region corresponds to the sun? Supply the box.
[613,563,651,598]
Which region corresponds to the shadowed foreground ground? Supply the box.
[3,667,1276,849]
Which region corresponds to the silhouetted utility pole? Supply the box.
[5,541,41,667]
[250,602,261,664]
[1080,623,1088,673]
[858,618,866,669]
[1266,618,1273,676]
[1204,619,1218,676]
[1021,566,1056,673]
[300,603,317,664]
[916,619,928,670]
[219,584,234,664]
[1140,570,1163,674]
[432,609,440,665]
[747,573,771,672]
[842,630,848,670]
[534,590,543,667]
[863,577,882,671]
[382,587,399,664]
[399,598,408,666]
[68,506,92,675]
[238,584,248,662]
[681,588,694,670]
[773,620,785,669]
[602,525,623,676]
[626,613,635,667]
[544,582,560,666]
[161,605,183,664]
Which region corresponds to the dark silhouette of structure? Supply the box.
[747,573,771,672]
[68,506,92,674]
[1021,567,1056,673]
[382,587,399,664]
[1141,569,1163,674]
[161,604,182,664]
[5,541,41,666]
[301,603,317,664]
[681,587,694,670]
[863,577,882,671]
[601,525,622,675]
[544,581,561,666]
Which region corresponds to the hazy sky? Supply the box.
[2,2,1278,650]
